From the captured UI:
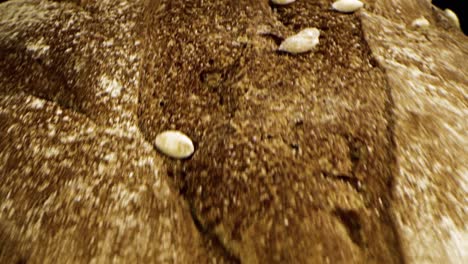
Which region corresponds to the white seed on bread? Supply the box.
[278,28,320,54]
[444,9,460,28]
[332,0,364,13]
[271,0,296,5]
[154,130,194,159]
[411,17,430,28]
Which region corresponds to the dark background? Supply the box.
[432,0,467,34]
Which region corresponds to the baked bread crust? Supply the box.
[0,0,466,263]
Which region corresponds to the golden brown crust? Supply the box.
[0,0,466,263]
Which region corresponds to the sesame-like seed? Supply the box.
[444,9,460,28]
[271,0,296,5]
[332,0,364,13]
[154,130,195,159]
[279,28,320,54]
[411,17,430,28]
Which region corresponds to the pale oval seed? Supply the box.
[278,27,320,54]
[444,9,460,28]
[271,0,296,5]
[332,0,364,13]
[411,17,430,28]
[154,130,194,159]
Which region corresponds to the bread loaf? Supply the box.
[1,0,466,263]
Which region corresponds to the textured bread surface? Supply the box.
[0,0,466,263]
